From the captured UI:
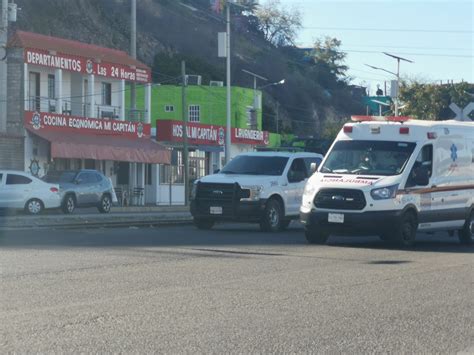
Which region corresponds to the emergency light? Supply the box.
[351,115,412,123]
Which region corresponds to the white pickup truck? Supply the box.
[190,152,323,232]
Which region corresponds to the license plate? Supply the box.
[328,213,344,224]
[210,206,223,215]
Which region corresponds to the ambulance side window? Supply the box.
[406,145,433,188]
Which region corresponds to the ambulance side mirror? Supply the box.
[414,167,430,186]
[310,162,318,174]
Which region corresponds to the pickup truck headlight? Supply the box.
[240,185,263,201]
[370,184,399,200]
[303,182,316,197]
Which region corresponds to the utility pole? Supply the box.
[0,0,9,132]
[224,2,231,164]
[130,0,136,113]
[181,61,189,206]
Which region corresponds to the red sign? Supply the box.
[25,48,151,83]
[25,111,151,139]
[156,120,269,146]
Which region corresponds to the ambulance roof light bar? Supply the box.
[351,115,412,123]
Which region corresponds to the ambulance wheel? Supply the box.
[260,199,284,232]
[194,218,215,230]
[458,211,474,245]
[305,227,329,245]
[393,211,417,247]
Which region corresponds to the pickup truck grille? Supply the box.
[314,188,366,210]
[195,182,242,216]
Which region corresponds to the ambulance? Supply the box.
[300,116,474,246]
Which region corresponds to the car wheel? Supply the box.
[260,199,283,232]
[305,227,329,244]
[98,194,112,214]
[61,195,76,214]
[393,211,417,247]
[194,218,215,230]
[458,211,474,245]
[25,199,43,215]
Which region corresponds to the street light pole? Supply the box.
[224,2,231,164]
[181,61,189,206]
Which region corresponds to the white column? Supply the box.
[87,74,95,118]
[24,63,29,111]
[120,79,126,120]
[55,69,63,114]
[145,83,151,123]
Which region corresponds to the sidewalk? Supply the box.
[0,206,193,231]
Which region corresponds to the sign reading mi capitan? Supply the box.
[157,120,269,146]
[25,48,151,83]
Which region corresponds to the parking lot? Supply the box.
[0,223,472,353]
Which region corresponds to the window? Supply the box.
[188,105,200,122]
[287,158,308,183]
[165,105,175,112]
[102,82,112,106]
[406,145,433,187]
[145,164,153,185]
[160,151,184,184]
[77,172,96,184]
[189,151,207,181]
[6,174,32,185]
[0,173,3,184]
[48,74,55,99]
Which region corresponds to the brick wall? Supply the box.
[0,133,24,170]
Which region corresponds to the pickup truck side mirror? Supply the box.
[310,162,318,174]
[213,169,220,174]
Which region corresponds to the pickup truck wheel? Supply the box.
[194,218,215,230]
[61,195,76,214]
[260,199,283,232]
[458,211,474,245]
[305,227,329,245]
[393,211,417,247]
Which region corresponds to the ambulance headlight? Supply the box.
[370,184,399,200]
[303,183,316,197]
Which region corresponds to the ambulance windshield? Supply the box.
[321,140,416,176]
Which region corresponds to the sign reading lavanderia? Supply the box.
[156,120,269,146]
[24,111,151,139]
[25,48,151,83]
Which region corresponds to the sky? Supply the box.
[279,0,473,95]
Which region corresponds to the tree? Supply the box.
[309,37,348,79]
[399,81,474,120]
[255,0,302,47]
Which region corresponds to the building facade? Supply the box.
[2,31,171,205]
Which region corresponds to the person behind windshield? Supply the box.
[357,150,376,171]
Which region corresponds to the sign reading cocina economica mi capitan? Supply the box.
[25,48,151,83]
[24,111,151,139]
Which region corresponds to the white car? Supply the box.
[0,170,61,215]
[190,152,324,232]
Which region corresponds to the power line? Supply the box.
[301,26,473,34]
[343,49,473,58]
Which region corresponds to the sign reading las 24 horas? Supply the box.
[24,111,151,139]
[25,48,151,83]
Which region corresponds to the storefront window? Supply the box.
[102,82,112,106]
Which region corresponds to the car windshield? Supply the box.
[321,140,416,176]
[42,171,77,183]
[220,156,289,176]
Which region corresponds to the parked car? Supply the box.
[43,169,117,214]
[0,170,61,215]
[190,152,324,232]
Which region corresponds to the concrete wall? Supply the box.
[0,133,24,170]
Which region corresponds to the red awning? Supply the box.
[27,128,171,165]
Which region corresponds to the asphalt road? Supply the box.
[0,223,473,353]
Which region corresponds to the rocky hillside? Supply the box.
[12,0,364,136]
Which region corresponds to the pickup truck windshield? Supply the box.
[321,140,416,176]
[221,156,289,176]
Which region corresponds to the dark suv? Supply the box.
[43,170,116,214]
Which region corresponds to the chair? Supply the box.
[132,187,145,206]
